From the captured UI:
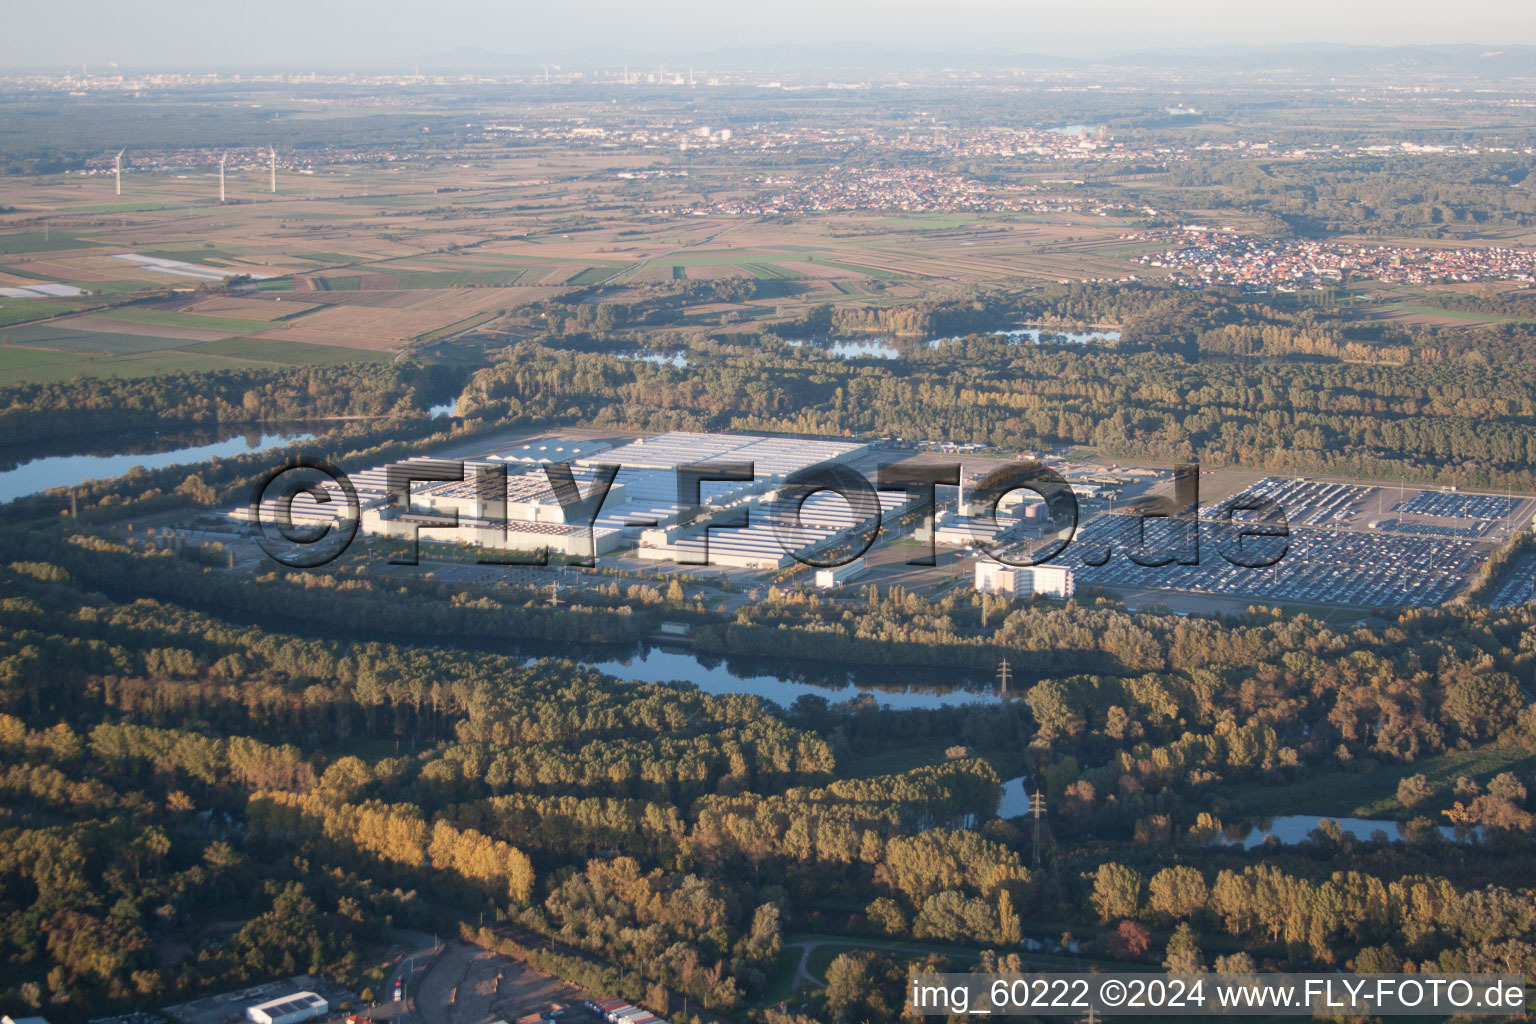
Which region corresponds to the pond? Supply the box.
[997,785,1475,844]
[618,350,691,368]
[786,330,1121,361]
[575,645,1000,711]
[785,338,902,360]
[1218,814,1469,847]
[827,339,900,360]
[0,428,317,504]
[930,327,1121,347]
[998,776,1037,817]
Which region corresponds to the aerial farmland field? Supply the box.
[2,91,1511,388]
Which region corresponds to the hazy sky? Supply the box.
[3,0,1535,70]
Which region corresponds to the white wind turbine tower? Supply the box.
[219,151,227,203]
[269,145,276,193]
[114,148,124,196]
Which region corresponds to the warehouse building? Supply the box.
[235,456,628,542]
[638,490,914,570]
[361,508,626,559]
[409,461,628,524]
[232,457,458,532]
[484,438,613,464]
[233,431,876,566]
[815,556,869,588]
[583,999,669,1024]
[583,431,863,479]
[245,992,327,1024]
[933,511,1024,547]
[580,431,867,528]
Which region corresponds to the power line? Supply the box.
[1030,780,1045,868]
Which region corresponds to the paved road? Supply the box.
[370,930,445,1024]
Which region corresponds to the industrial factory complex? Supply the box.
[242,430,959,569]
[231,428,1536,611]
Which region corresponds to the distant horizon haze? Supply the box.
[2,0,1535,72]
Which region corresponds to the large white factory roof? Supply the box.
[485,438,614,464]
[644,489,915,567]
[580,431,864,477]
[246,992,326,1024]
[413,462,614,508]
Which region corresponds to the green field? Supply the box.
[185,336,388,365]
[1227,744,1536,820]
[816,259,905,280]
[0,231,99,253]
[1,323,195,355]
[0,300,72,327]
[0,346,310,384]
[744,263,807,280]
[389,268,530,289]
[64,201,184,215]
[0,345,84,372]
[1376,301,1535,325]
[565,267,614,286]
[91,279,172,296]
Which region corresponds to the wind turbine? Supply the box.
[114,148,124,196]
[219,151,227,203]
[269,145,276,193]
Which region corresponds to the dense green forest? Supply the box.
[0,361,454,445]
[1,522,1533,1023]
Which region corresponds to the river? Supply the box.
[0,427,317,503]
